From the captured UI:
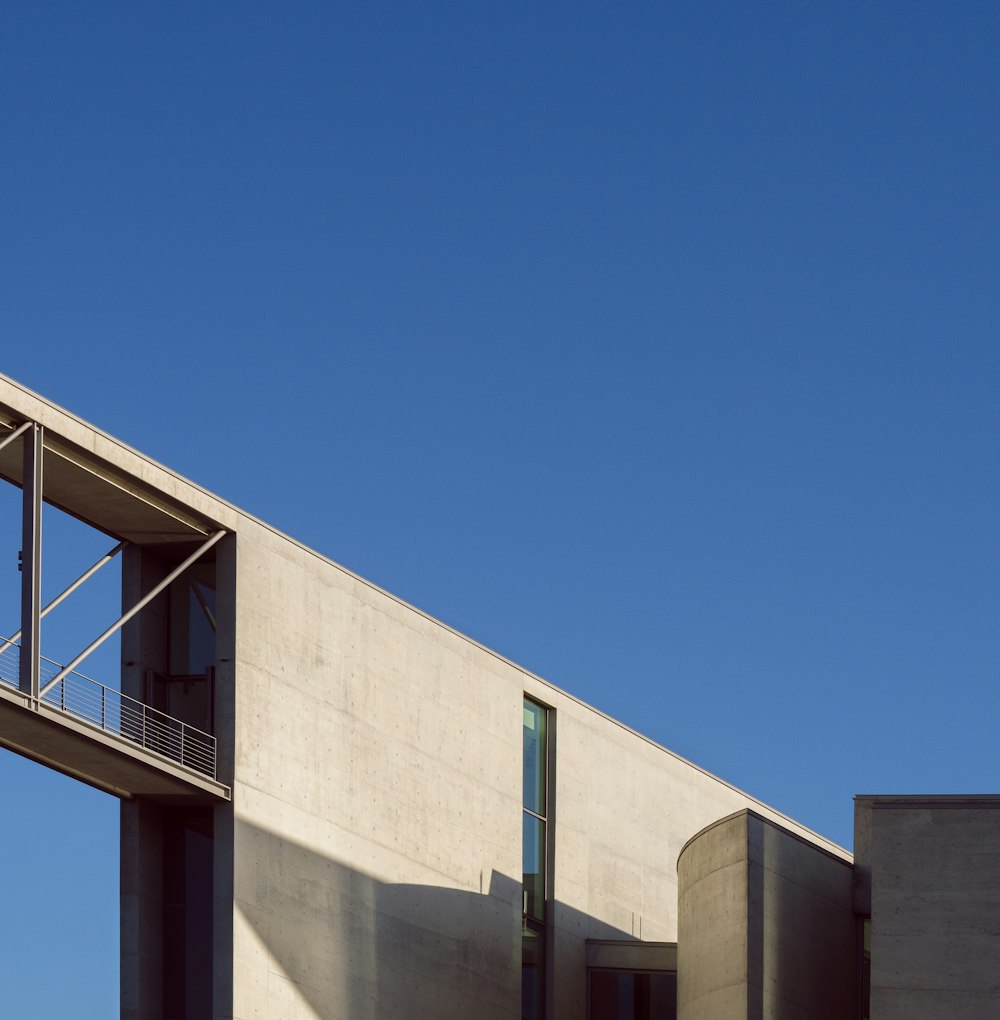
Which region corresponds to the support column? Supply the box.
[19,422,42,698]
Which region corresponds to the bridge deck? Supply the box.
[0,650,229,802]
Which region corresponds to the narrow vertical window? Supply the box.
[523,698,548,1020]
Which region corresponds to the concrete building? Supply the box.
[0,372,996,1020]
[674,796,1000,1020]
[853,795,1000,1019]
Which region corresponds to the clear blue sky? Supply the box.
[2,3,998,1015]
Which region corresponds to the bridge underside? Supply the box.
[0,411,211,546]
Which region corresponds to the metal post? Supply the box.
[18,423,43,700]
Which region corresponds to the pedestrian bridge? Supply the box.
[0,644,226,801]
[0,410,231,804]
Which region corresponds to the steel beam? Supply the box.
[18,423,43,698]
[40,530,225,696]
[0,540,128,659]
[0,420,32,455]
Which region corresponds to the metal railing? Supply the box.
[0,644,216,779]
[0,643,19,694]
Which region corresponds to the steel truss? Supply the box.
[0,417,226,779]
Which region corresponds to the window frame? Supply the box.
[523,696,552,1020]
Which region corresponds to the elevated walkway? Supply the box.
[0,644,228,801]
[0,408,231,802]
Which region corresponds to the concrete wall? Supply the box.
[676,810,855,1020]
[676,812,751,1020]
[857,796,1000,1020]
[229,525,523,1019]
[539,693,848,1019]
[230,512,850,1020]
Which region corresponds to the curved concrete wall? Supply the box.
[677,809,855,1020]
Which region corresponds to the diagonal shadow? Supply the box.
[233,818,634,1019]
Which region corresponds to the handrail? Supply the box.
[0,645,217,779]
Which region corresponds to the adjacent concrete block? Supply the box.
[677,810,855,1020]
[858,795,1000,1020]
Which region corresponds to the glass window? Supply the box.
[523,700,546,815]
[523,698,548,1020]
[522,812,546,921]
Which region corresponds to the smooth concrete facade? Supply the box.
[0,373,852,1020]
[224,510,848,1019]
[854,795,1000,1020]
[676,810,855,1020]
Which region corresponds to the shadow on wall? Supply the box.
[234,819,632,1020]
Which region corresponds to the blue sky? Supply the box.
[2,3,999,1015]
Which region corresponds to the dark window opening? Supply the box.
[140,559,217,736]
[589,970,677,1020]
[162,807,214,1020]
[522,918,545,1020]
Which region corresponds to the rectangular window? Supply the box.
[523,698,548,1020]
